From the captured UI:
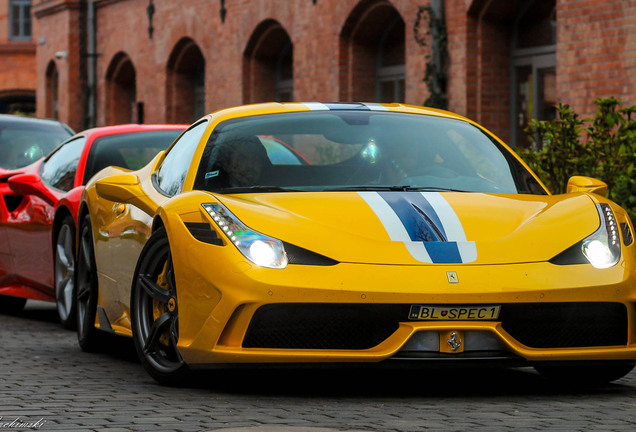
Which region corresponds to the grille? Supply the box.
[242,302,628,350]
[499,302,627,348]
[243,304,402,349]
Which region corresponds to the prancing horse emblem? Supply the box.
[447,271,458,283]
[447,332,462,351]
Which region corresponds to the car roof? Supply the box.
[75,123,188,139]
[203,102,472,127]
[0,114,71,129]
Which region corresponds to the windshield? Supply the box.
[0,122,72,169]
[83,129,183,183]
[194,111,546,194]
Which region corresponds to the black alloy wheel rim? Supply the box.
[76,221,95,339]
[54,222,75,322]
[134,242,183,374]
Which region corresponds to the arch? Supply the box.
[339,0,405,102]
[105,52,137,125]
[0,89,36,115]
[511,0,557,147]
[243,20,293,104]
[465,0,556,146]
[44,61,58,119]
[166,37,206,123]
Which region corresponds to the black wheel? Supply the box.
[76,213,102,351]
[0,295,27,314]
[535,363,635,385]
[54,215,77,329]
[131,228,189,386]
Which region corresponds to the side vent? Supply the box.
[3,195,24,213]
[184,222,224,246]
[283,242,339,266]
[621,222,633,246]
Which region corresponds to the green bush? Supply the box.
[516,97,636,221]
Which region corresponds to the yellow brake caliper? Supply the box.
[153,261,175,346]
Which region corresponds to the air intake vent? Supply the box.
[283,242,339,266]
[3,195,24,213]
[184,222,224,246]
[621,222,633,246]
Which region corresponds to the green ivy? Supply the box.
[413,5,448,109]
[517,97,636,220]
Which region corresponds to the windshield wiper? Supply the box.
[217,185,303,193]
[322,185,469,192]
[323,186,414,192]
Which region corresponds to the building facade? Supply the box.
[2,0,635,147]
[0,0,36,113]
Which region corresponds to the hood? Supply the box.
[215,191,600,265]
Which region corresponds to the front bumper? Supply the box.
[170,238,636,366]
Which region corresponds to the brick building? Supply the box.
[0,0,36,113]
[1,0,635,147]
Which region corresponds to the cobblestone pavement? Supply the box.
[1,301,636,432]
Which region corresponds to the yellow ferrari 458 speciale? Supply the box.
[75,102,636,385]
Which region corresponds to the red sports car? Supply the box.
[0,124,186,327]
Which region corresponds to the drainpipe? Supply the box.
[87,0,96,128]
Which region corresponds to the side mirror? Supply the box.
[566,176,608,196]
[8,173,58,206]
[95,174,156,215]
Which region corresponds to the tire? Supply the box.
[75,213,102,351]
[534,363,635,385]
[54,215,77,329]
[131,227,190,386]
[0,295,27,314]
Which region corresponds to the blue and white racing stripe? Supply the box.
[359,191,477,264]
[302,102,389,111]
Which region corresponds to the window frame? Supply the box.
[153,120,208,197]
[9,0,32,41]
[39,136,86,192]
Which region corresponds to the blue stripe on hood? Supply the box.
[359,191,476,264]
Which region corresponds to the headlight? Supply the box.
[202,203,288,269]
[582,204,620,269]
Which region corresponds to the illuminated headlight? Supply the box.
[582,204,621,269]
[202,203,288,269]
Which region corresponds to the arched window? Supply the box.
[0,91,35,115]
[377,14,406,102]
[511,0,556,147]
[243,20,294,103]
[340,0,405,102]
[167,38,206,123]
[275,40,293,102]
[105,52,137,125]
[45,61,59,119]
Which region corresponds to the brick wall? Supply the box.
[0,0,36,111]
[6,0,632,142]
[557,0,636,119]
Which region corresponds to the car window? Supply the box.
[156,121,207,196]
[82,129,183,184]
[40,136,86,191]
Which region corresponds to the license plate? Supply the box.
[409,305,501,320]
